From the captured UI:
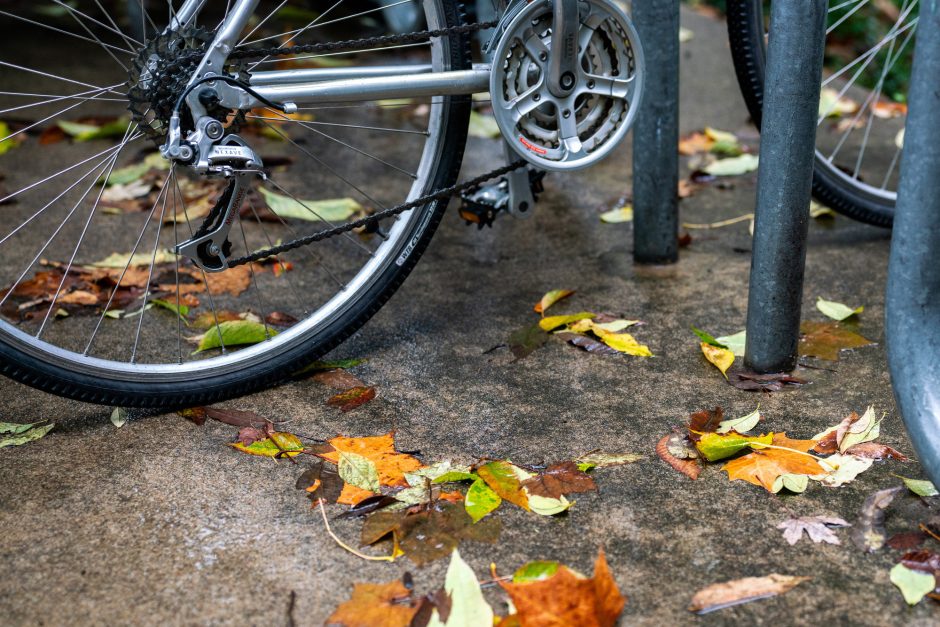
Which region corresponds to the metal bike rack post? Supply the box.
[743,0,827,373]
[886,4,940,484]
[632,0,679,265]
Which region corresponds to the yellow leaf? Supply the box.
[700,342,734,378]
[229,432,304,458]
[594,328,652,357]
[539,312,595,332]
[534,289,575,314]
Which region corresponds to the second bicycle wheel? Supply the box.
[0,0,471,407]
[727,0,915,227]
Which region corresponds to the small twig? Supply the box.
[749,442,827,463]
[317,499,396,562]
[286,591,297,627]
[682,213,754,230]
[920,523,940,543]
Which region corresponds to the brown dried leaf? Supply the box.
[777,516,850,545]
[521,461,597,499]
[656,433,701,480]
[236,426,268,446]
[688,407,724,441]
[177,406,207,425]
[555,332,619,355]
[688,574,810,614]
[314,369,366,391]
[887,532,927,551]
[844,441,907,461]
[204,406,272,428]
[327,386,377,412]
[727,369,807,392]
[799,321,875,361]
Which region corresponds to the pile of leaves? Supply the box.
[657,405,905,492]
[678,127,759,181]
[508,290,652,360]
[327,549,625,627]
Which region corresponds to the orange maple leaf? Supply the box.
[319,432,424,505]
[723,448,824,492]
[500,549,625,627]
[325,580,417,627]
[771,432,820,453]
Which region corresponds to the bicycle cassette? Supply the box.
[489,0,645,171]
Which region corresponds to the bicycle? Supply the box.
[0,0,912,407]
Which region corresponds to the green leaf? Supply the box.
[150,298,189,321]
[0,422,54,448]
[695,431,773,462]
[110,407,128,428]
[810,453,873,487]
[539,312,596,332]
[468,111,501,139]
[0,421,41,435]
[405,461,473,486]
[771,473,809,494]
[599,205,633,224]
[574,452,643,467]
[427,549,494,627]
[0,121,18,155]
[229,432,304,458]
[432,471,481,484]
[57,117,130,141]
[702,153,759,176]
[890,563,936,605]
[839,405,881,453]
[513,561,560,583]
[527,493,573,516]
[338,451,380,493]
[107,152,169,185]
[465,478,502,522]
[691,326,726,348]
[577,462,596,472]
[816,297,863,321]
[258,186,362,223]
[717,408,761,434]
[714,330,746,357]
[897,476,939,497]
[194,320,276,353]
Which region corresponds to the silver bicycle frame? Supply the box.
[176,0,493,113]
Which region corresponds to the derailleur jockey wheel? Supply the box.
[489,0,645,171]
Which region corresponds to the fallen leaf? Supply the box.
[843,442,907,461]
[688,407,724,441]
[678,131,713,155]
[538,312,595,332]
[258,186,361,223]
[229,431,304,458]
[57,117,130,141]
[477,461,531,511]
[534,289,575,314]
[688,574,810,614]
[339,451,381,493]
[850,486,904,552]
[891,563,936,606]
[771,473,809,494]
[527,494,572,516]
[723,448,825,492]
[204,406,273,429]
[656,433,701,480]
[702,154,759,177]
[521,461,597,499]
[599,205,633,224]
[327,386,377,412]
[500,549,625,627]
[296,460,345,504]
[727,369,807,392]
[716,408,761,434]
[292,357,367,377]
[811,453,874,487]
[465,478,502,523]
[192,320,276,352]
[887,532,927,551]
[701,342,734,378]
[872,101,907,119]
[593,328,652,357]
[816,297,863,321]
[314,369,366,391]
[695,431,773,462]
[508,324,549,360]
[777,516,850,545]
[837,406,881,453]
[0,421,54,448]
[897,476,939,497]
[555,332,619,355]
[326,579,418,626]
[235,426,268,446]
[320,432,425,500]
[574,452,644,468]
[799,321,874,361]
[426,549,494,626]
[110,407,128,428]
[819,87,859,118]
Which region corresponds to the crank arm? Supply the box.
[548,0,580,97]
[175,171,253,272]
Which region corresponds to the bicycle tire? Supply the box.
[726,0,896,228]
[0,0,472,408]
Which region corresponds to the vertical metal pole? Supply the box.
[632,0,679,265]
[886,6,940,485]
[743,0,827,373]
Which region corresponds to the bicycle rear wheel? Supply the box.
[728,0,914,227]
[0,0,471,407]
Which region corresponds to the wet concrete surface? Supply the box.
[1,7,936,627]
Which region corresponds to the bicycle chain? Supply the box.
[182,18,528,268]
